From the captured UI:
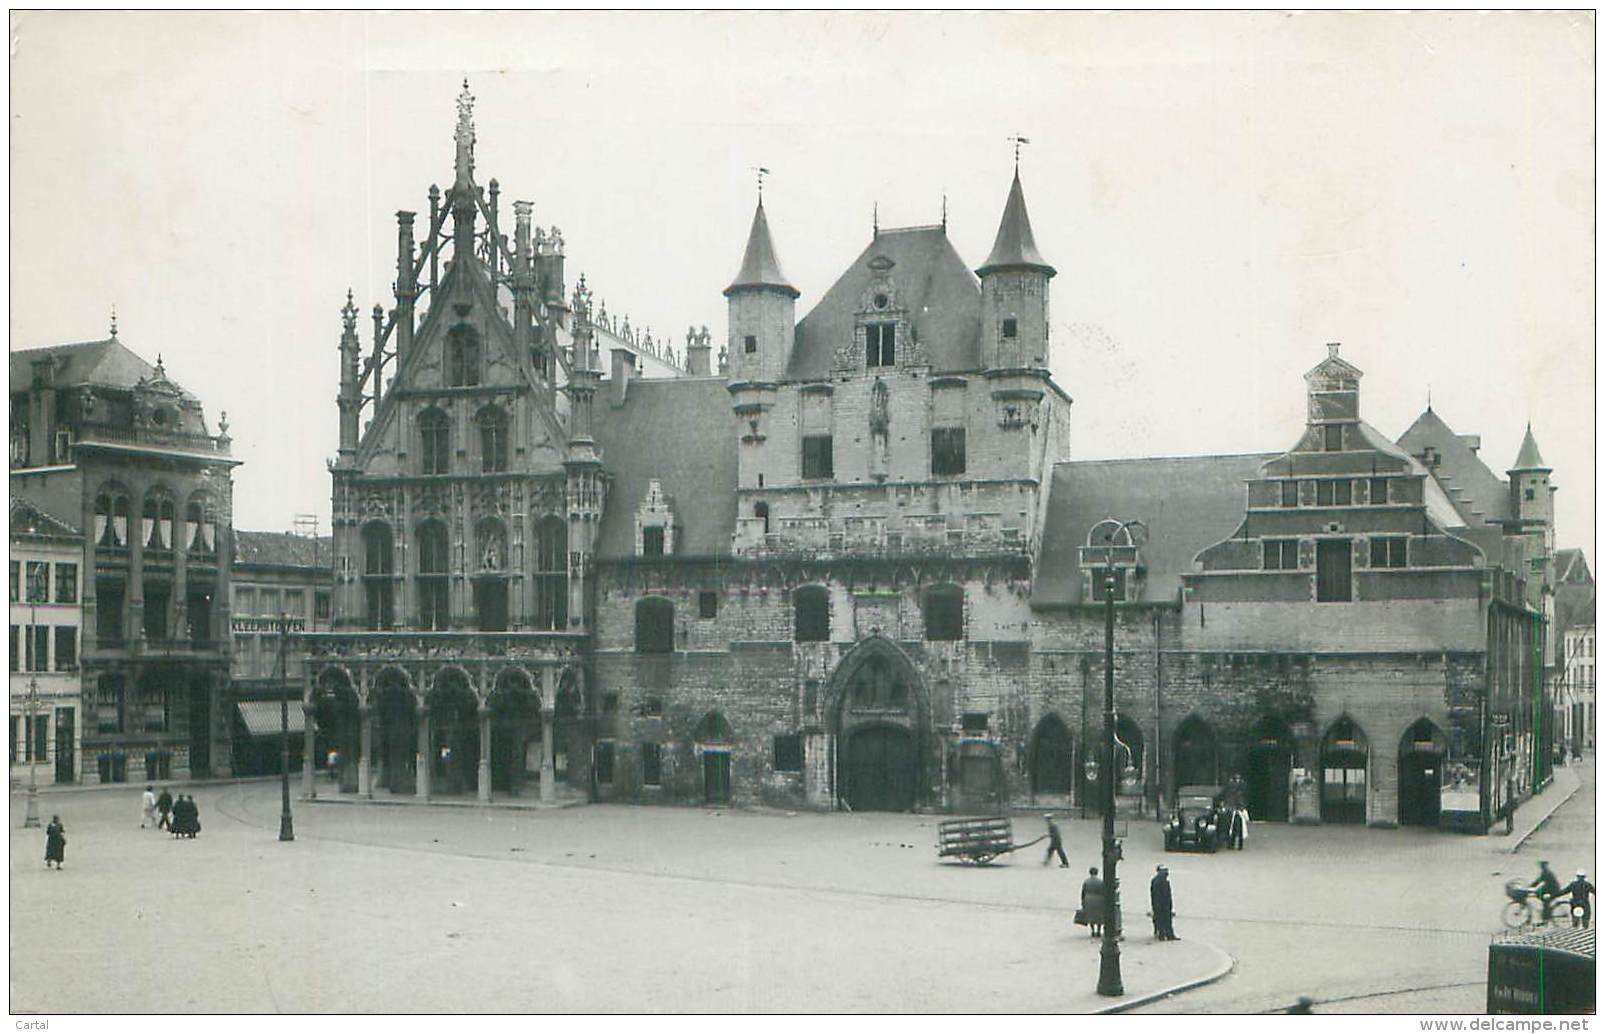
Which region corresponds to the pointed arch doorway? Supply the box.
[828,638,928,813]
[1398,718,1448,827]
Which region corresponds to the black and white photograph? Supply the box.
[7,10,1596,1019]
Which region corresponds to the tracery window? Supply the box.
[419,409,450,475]
[416,519,450,631]
[533,515,568,631]
[448,326,481,387]
[477,405,509,473]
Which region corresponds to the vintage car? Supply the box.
[1164,784,1225,852]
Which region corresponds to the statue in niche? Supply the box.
[869,378,891,437]
[482,536,503,571]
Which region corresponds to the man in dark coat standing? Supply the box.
[1151,864,1177,940]
[1041,814,1069,868]
[156,787,174,831]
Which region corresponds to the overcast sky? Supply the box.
[10,11,1594,556]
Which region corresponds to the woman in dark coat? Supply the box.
[1081,866,1105,937]
[44,815,66,869]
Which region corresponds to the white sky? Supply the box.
[9,11,1595,557]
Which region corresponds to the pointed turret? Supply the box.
[453,78,476,192]
[977,170,1056,279]
[724,201,799,299]
[1512,425,1550,472]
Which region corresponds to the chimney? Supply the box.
[686,325,712,376]
[611,347,635,407]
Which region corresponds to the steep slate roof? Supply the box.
[1396,407,1512,529]
[977,170,1056,277]
[9,496,80,539]
[1033,453,1277,607]
[1512,425,1549,470]
[724,201,797,297]
[789,226,982,380]
[1555,583,1595,635]
[1556,548,1592,585]
[234,531,334,570]
[591,377,738,559]
[9,338,185,396]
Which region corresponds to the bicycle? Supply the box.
[1503,879,1566,929]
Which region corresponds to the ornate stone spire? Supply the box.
[977,168,1056,278]
[454,79,476,189]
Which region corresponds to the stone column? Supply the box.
[478,704,492,803]
[358,704,373,798]
[540,667,556,803]
[416,704,432,800]
[302,701,317,799]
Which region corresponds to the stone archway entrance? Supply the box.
[1320,717,1369,825]
[828,638,927,813]
[1173,716,1220,790]
[1030,714,1076,798]
[1246,716,1295,822]
[1398,718,1447,827]
[313,669,361,794]
[488,668,542,796]
[429,669,480,796]
[373,671,416,795]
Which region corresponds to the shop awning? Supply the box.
[236,700,309,737]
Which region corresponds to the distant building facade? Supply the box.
[10,337,238,783]
[9,498,83,784]
[1551,549,1594,752]
[306,85,1559,833]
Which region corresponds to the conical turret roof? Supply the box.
[977,170,1056,278]
[724,201,798,298]
[1511,424,1550,471]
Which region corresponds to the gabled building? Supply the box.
[306,86,1558,833]
[10,497,84,784]
[10,335,237,783]
[1551,548,1594,752]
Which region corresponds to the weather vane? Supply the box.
[753,165,771,200]
[1009,133,1031,168]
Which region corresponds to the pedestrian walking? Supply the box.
[1042,814,1069,868]
[1151,864,1178,940]
[156,787,174,831]
[141,785,157,829]
[1081,866,1105,938]
[1505,776,1517,835]
[1230,806,1249,850]
[1565,869,1594,928]
[44,815,66,869]
[328,748,341,784]
[185,795,201,838]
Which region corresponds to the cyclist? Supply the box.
[1531,860,1565,923]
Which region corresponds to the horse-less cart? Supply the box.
[937,816,1036,865]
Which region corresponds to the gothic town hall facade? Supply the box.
[306,86,1556,833]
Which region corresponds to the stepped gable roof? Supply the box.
[9,496,80,539]
[234,531,334,570]
[1032,453,1277,607]
[591,377,737,559]
[10,338,181,396]
[1512,425,1549,471]
[789,226,982,379]
[724,201,797,298]
[1396,407,1512,527]
[1556,548,1593,586]
[977,170,1055,278]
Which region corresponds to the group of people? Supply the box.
[1531,860,1594,928]
[1076,862,1179,942]
[140,785,202,838]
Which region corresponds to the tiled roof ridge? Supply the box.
[1056,451,1279,468]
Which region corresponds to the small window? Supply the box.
[594,741,614,785]
[773,733,803,773]
[27,625,48,672]
[744,334,757,355]
[698,591,719,619]
[866,323,896,367]
[55,563,77,603]
[754,501,770,534]
[314,591,331,621]
[643,696,664,717]
[1525,488,1536,501]
[1263,539,1299,571]
[1316,540,1353,602]
[25,562,48,603]
[794,586,830,643]
[925,585,964,640]
[1370,537,1408,569]
[1316,480,1334,506]
[801,435,834,479]
[54,626,76,671]
[931,427,966,477]
[8,626,17,672]
[641,742,662,786]
[1369,478,1389,505]
[419,409,451,475]
[448,327,481,387]
[1334,479,1352,506]
[635,598,675,654]
[1281,481,1299,508]
[8,562,17,602]
[1324,425,1343,452]
[642,526,666,557]
[962,712,989,733]
[1002,317,1018,339]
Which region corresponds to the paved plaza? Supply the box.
[9,758,1592,1014]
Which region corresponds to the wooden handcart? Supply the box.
[937,815,1031,865]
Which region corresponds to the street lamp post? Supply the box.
[1087,518,1144,999]
[277,612,294,842]
[22,675,41,829]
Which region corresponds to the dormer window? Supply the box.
[866,323,896,367]
[1324,424,1343,452]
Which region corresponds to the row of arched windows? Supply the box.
[93,484,216,553]
[417,405,510,476]
[633,584,966,653]
[358,515,567,631]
